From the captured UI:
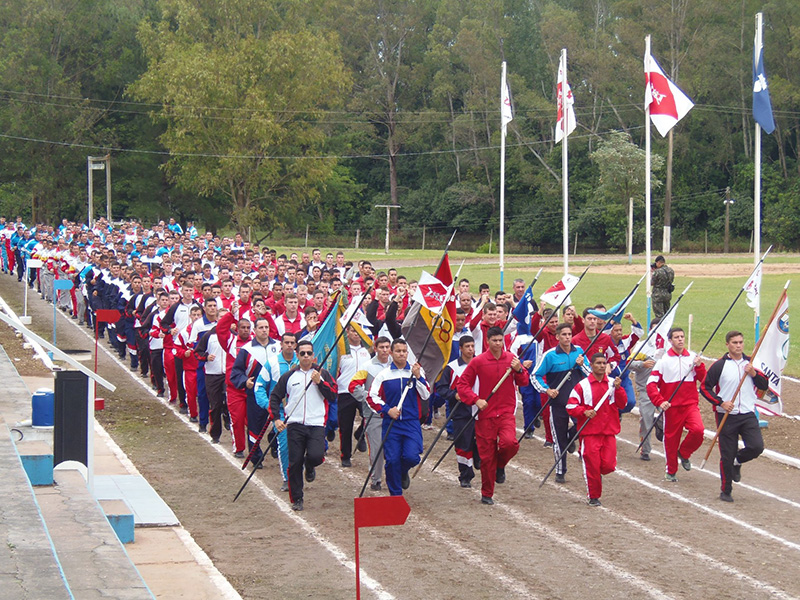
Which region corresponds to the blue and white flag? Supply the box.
[512,284,535,336]
[753,42,775,134]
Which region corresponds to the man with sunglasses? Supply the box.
[270,340,337,511]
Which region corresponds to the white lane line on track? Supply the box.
[55,309,395,600]
[426,465,674,600]
[335,467,537,599]
[614,433,800,510]
[507,462,800,600]
[614,468,800,554]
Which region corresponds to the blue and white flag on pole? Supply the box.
[512,284,535,336]
[753,38,775,134]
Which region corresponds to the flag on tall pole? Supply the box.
[556,49,575,276]
[754,288,789,416]
[499,61,513,293]
[753,12,774,341]
[644,35,694,327]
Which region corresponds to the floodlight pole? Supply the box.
[724,187,734,254]
[87,155,111,226]
[375,205,400,254]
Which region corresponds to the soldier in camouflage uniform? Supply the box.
[651,255,674,320]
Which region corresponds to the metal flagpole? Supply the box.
[645,35,653,331]
[562,48,569,276]
[754,13,763,342]
[500,61,508,292]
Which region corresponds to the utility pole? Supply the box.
[724,187,734,253]
[374,205,400,254]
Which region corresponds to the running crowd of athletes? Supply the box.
[0,215,767,510]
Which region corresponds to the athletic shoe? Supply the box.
[533,417,542,429]
[495,467,506,484]
[678,452,692,471]
[281,481,289,492]
[664,472,678,482]
[719,492,734,503]
[253,460,263,470]
[422,423,433,430]
[305,466,316,483]
[341,458,352,468]
[480,496,494,505]
[356,436,367,453]
[555,474,566,484]
[523,430,533,439]
[198,425,207,433]
[326,429,335,442]
[655,416,664,442]
[567,439,576,454]
[401,471,410,490]
[446,433,455,441]
[370,481,382,491]
[640,453,650,461]
[189,416,198,423]
[233,451,245,459]
[459,480,472,488]
[543,441,553,448]
[291,499,303,511]
[156,391,164,398]
[732,464,742,482]
[211,438,220,444]
[588,498,602,507]
[179,405,188,415]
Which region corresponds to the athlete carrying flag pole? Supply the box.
[430,263,593,476]
[541,282,694,488]
[412,267,544,479]
[233,285,374,501]
[636,245,773,453]
[517,273,646,444]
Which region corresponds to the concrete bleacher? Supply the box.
[0,344,154,599]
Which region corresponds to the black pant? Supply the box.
[337,393,362,460]
[150,349,164,393]
[450,400,480,482]
[205,374,227,441]
[715,411,764,494]
[174,356,186,407]
[287,423,325,503]
[549,404,576,476]
[246,391,269,464]
[137,331,150,376]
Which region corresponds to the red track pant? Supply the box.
[227,386,247,453]
[662,403,704,475]
[579,434,617,499]
[475,413,519,499]
[183,368,198,418]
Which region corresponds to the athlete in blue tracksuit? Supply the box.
[367,339,430,496]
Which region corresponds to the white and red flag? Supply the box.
[540,274,579,307]
[412,271,451,313]
[555,52,576,143]
[743,263,762,310]
[645,52,694,137]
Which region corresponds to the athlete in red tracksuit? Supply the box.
[567,354,627,505]
[646,327,707,480]
[456,326,529,505]
[220,311,253,456]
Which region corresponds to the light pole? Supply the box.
[87,154,111,226]
[374,204,400,254]
[723,186,734,253]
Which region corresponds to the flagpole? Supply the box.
[500,61,507,292]
[562,48,569,276]
[754,13,763,342]
[645,35,653,330]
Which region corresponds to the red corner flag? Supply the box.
[354,496,411,599]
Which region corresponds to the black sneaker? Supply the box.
[589,498,602,507]
[233,451,244,459]
[401,471,410,490]
[357,436,367,453]
[211,437,220,444]
[305,466,316,483]
[198,424,207,433]
[179,405,188,415]
[732,464,742,482]
[640,453,651,461]
[341,458,352,468]
[189,416,198,423]
[543,441,553,448]
[291,499,304,511]
[480,496,494,505]
[370,481,382,491]
[523,430,533,439]
[495,467,506,484]
[446,433,455,441]
[156,391,165,398]
[459,480,472,488]
[555,474,566,484]
[326,429,335,442]
[719,492,734,503]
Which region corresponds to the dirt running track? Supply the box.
[3,273,800,600]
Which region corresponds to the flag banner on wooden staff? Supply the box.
[754,287,789,416]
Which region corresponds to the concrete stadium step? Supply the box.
[34,468,154,599]
[0,419,70,600]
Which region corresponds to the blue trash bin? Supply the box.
[32,388,55,428]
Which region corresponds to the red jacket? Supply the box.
[566,374,627,436]
[646,348,707,408]
[456,350,529,419]
[571,330,620,367]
